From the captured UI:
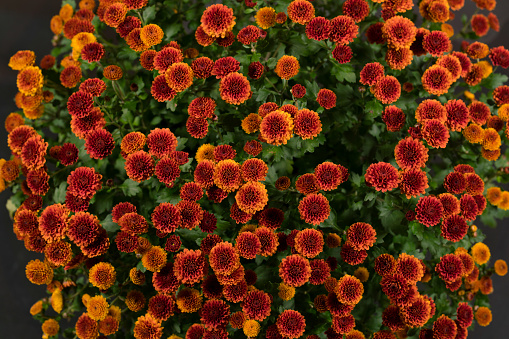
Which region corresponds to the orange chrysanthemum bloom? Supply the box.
[287,0,315,25]
[214,159,242,192]
[25,259,53,285]
[50,15,64,35]
[260,110,294,146]
[486,187,502,206]
[494,259,507,276]
[482,128,501,151]
[372,75,401,104]
[140,24,164,47]
[256,7,276,29]
[275,55,300,80]
[462,124,484,144]
[294,228,324,258]
[17,66,43,96]
[103,3,127,28]
[121,132,146,155]
[142,246,167,272]
[422,65,453,96]
[165,62,193,92]
[241,113,262,134]
[219,72,251,105]
[87,295,109,321]
[475,307,492,327]
[5,112,25,133]
[436,54,462,81]
[294,108,322,140]
[482,147,501,161]
[42,319,59,337]
[235,181,268,214]
[335,275,364,305]
[60,65,82,88]
[419,0,450,23]
[471,14,489,37]
[125,290,146,312]
[133,314,163,339]
[45,240,72,266]
[471,242,490,265]
[8,50,35,71]
[201,4,236,38]
[89,262,116,290]
[386,47,413,70]
[467,42,489,59]
[382,16,417,50]
[103,65,123,80]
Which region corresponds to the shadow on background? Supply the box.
[0,1,507,338]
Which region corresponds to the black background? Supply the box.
[0,1,507,338]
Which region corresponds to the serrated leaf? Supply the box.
[121,179,142,197]
[136,260,147,273]
[53,181,67,204]
[143,5,156,23]
[365,99,383,116]
[101,215,119,233]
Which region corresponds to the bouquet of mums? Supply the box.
[4,0,509,338]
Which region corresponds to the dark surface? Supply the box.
[0,1,507,338]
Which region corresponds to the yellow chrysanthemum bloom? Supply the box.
[59,4,73,22]
[475,306,492,327]
[255,7,277,29]
[125,290,146,312]
[241,113,262,134]
[25,259,53,285]
[51,289,63,313]
[129,267,146,285]
[71,32,97,55]
[141,246,167,272]
[497,104,509,121]
[471,242,491,265]
[8,50,35,71]
[498,191,509,210]
[476,61,493,79]
[176,288,202,313]
[24,105,44,120]
[462,123,484,144]
[108,305,122,321]
[140,24,164,47]
[89,262,116,290]
[278,282,296,301]
[17,66,44,96]
[486,187,503,206]
[30,300,43,316]
[195,143,215,163]
[239,224,257,233]
[87,295,109,321]
[494,259,507,276]
[243,319,261,337]
[354,267,370,282]
[441,23,454,38]
[42,319,59,337]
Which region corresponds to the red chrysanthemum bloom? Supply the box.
[255,226,279,257]
[165,62,193,92]
[456,302,473,328]
[394,137,428,172]
[231,202,254,224]
[372,75,401,104]
[189,58,213,80]
[154,156,180,187]
[347,222,376,251]
[325,292,354,318]
[211,57,240,80]
[260,110,294,146]
[287,0,315,25]
[435,56,462,83]
[433,315,457,339]
[360,62,384,86]
[201,4,236,38]
[382,305,405,332]
[237,25,260,45]
[305,16,330,41]
[118,212,148,235]
[366,22,385,44]
[215,31,235,48]
[291,84,306,99]
[375,254,397,277]
[493,85,509,106]
[39,204,69,243]
[489,46,509,68]
[210,145,234,163]
[277,310,306,339]
[329,15,358,44]
[335,274,364,305]
[416,99,447,125]
[147,293,175,322]
[114,15,140,38]
[422,31,451,57]
[314,162,346,191]
[133,314,163,339]
[464,173,484,196]
[444,99,470,132]
[243,140,262,157]
[70,107,106,140]
[436,254,464,282]
[64,190,90,212]
[151,262,179,294]
[63,18,95,39]
[400,296,431,328]
[396,253,424,284]
[467,101,490,125]
[340,242,367,265]
[195,25,216,47]
[20,134,47,170]
[26,168,49,196]
[399,168,430,198]
[443,171,466,194]
[235,231,261,259]
[81,42,104,63]
[200,300,230,330]
[153,47,183,74]
[60,65,82,89]
[115,231,138,253]
[78,79,105,99]
[386,47,413,70]
[239,159,266,183]
[332,314,356,334]
[421,119,450,148]
[383,16,417,50]
[103,2,127,27]
[279,254,311,287]
[176,200,204,230]
[84,128,114,160]
[257,208,284,230]
[415,196,444,227]
[450,52,472,78]
[213,159,242,192]
[145,128,177,159]
[439,193,460,218]
[67,90,94,119]
[308,259,331,285]
[201,274,223,300]
[173,248,206,285]
[316,89,337,109]
[258,102,279,118]
[186,116,208,139]
[151,203,180,234]
[219,72,251,105]
[471,14,489,37]
[178,182,203,202]
[365,162,399,192]
[440,215,468,242]
[380,273,408,301]
[235,181,268,214]
[293,229,324,258]
[75,313,99,339]
[242,290,271,321]
[473,194,487,215]
[223,280,248,303]
[209,242,240,275]
[292,108,322,140]
[343,0,369,22]
[422,65,453,96]
[197,210,217,234]
[139,49,157,71]
[14,209,38,237]
[298,193,330,225]
[125,151,155,182]
[247,61,265,80]
[151,74,177,102]
[460,194,478,221]
[382,105,405,132]
[66,166,102,200]
[187,98,216,120]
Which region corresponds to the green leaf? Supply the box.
[136,260,147,273]
[101,215,119,233]
[365,99,383,116]
[121,179,142,197]
[143,5,156,23]
[53,181,67,204]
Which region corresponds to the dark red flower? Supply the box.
[365,162,399,192]
[201,300,230,330]
[198,210,217,234]
[335,274,363,305]
[326,292,355,317]
[372,75,401,104]
[375,253,396,277]
[394,137,428,170]
[200,4,236,38]
[400,295,431,328]
[396,253,424,284]
[115,231,138,253]
[153,47,183,73]
[81,42,105,62]
[382,106,405,132]
[242,290,271,321]
[164,234,181,252]
[125,151,155,182]
[277,310,306,338]
[445,99,470,132]
[177,200,204,230]
[235,231,261,259]
[493,85,509,106]
[436,254,464,282]
[85,129,114,159]
[347,222,376,251]
[248,61,264,80]
[201,274,222,299]
[118,212,148,235]
[460,194,478,221]
[294,229,324,258]
[67,211,100,247]
[279,254,311,287]
[422,119,449,148]
[79,78,106,97]
[316,89,337,109]
[305,17,330,41]
[209,242,240,275]
[360,62,384,86]
[298,193,330,225]
[366,22,385,44]
[439,193,460,218]
[66,167,102,199]
[328,15,358,44]
[254,226,279,257]
[340,242,367,265]
[219,72,251,105]
[433,315,457,339]
[180,182,203,201]
[471,14,489,37]
[173,249,206,285]
[332,44,353,64]
[415,196,443,227]
[215,31,235,47]
[155,156,180,187]
[192,57,214,79]
[148,293,175,322]
[423,31,451,57]
[291,84,306,98]
[67,91,93,118]
[416,99,447,124]
[212,57,240,79]
[237,25,260,45]
[380,273,408,301]
[230,202,253,224]
[309,259,331,285]
[343,0,369,23]
[489,46,509,68]
[223,279,247,303]
[151,203,180,233]
[244,140,262,156]
[382,305,405,331]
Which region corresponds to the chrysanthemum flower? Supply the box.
[365,162,399,192]
[277,310,306,339]
[242,290,271,321]
[444,99,470,132]
[372,75,401,104]
[278,254,311,287]
[481,127,501,151]
[25,259,53,285]
[237,25,260,45]
[395,253,424,284]
[475,306,492,327]
[329,15,358,44]
[292,228,323,258]
[16,66,43,96]
[67,91,95,119]
[211,159,241,193]
[455,302,473,329]
[195,25,215,46]
[67,211,100,247]
[89,262,116,290]
[343,0,369,22]
[435,55,462,83]
[60,65,82,88]
[234,231,261,259]
[26,168,50,196]
[85,128,115,160]
[201,300,230,330]
[305,16,330,41]
[291,108,322,140]
[151,202,180,233]
[133,314,163,339]
[347,222,376,251]
[360,62,384,86]
[201,4,236,38]
[13,209,38,236]
[235,181,268,214]
[255,7,276,29]
[481,147,501,161]
[432,315,458,339]
[125,289,146,312]
[382,305,405,331]
[471,14,489,37]
[436,253,464,282]
[287,0,315,25]
[186,116,208,139]
[175,200,203,230]
[489,46,509,68]
[142,245,167,272]
[422,31,451,57]
[463,123,484,143]
[416,195,443,227]
[383,16,417,50]
[422,65,453,96]
[494,259,508,276]
[125,151,155,182]
[386,47,413,70]
[394,137,428,170]
[63,18,95,40]
[39,203,69,242]
[308,259,331,285]
[165,62,193,92]
[153,47,184,74]
[118,212,148,236]
[152,263,180,294]
[382,106,405,132]
[87,295,109,321]
[219,72,251,105]
[139,24,163,47]
[275,55,300,80]
[20,134,47,170]
[139,50,157,71]
[75,313,99,339]
[334,274,363,305]
[129,267,146,286]
[298,193,330,225]
[260,110,294,146]
[173,248,206,285]
[103,2,127,28]
[8,50,35,71]
[421,119,450,148]
[145,128,177,159]
[209,241,240,275]
[439,193,460,218]
[67,166,102,199]
[316,89,336,109]
[116,15,141,38]
[103,64,123,80]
